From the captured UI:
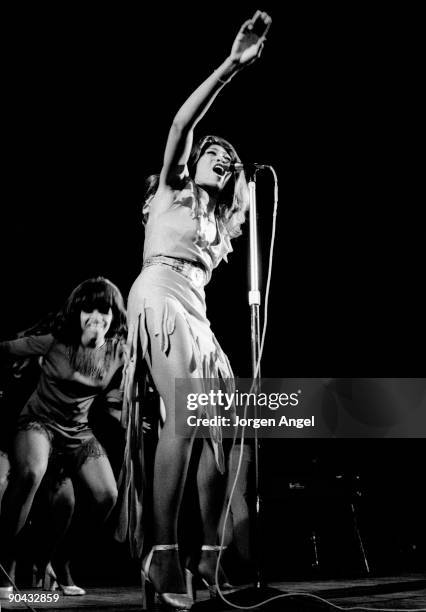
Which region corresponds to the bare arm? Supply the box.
[0,334,54,358]
[159,10,272,188]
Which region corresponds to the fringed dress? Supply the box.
[0,334,125,473]
[117,178,244,557]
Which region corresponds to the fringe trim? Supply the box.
[116,312,147,557]
[125,298,234,472]
[67,338,118,380]
[116,296,234,557]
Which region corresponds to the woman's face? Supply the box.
[80,308,113,345]
[194,144,232,192]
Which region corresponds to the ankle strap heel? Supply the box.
[198,545,236,600]
[142,544,179,577]
[201,545,227,551]
[142,544,193,611]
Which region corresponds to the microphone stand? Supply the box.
[210,167,285,610]
[247,168,263,589]
[247,168,285,602]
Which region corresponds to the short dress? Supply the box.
[0,334,125,474]
[117,178,244,555]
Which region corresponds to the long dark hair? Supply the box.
[52,277,127,346]
[143,135,249,229]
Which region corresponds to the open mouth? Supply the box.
[213,164,226,177]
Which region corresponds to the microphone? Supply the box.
[229,161,268,173]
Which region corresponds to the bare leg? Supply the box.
[48,478,76,557]
[221,442,254,584]
[0,451,10,513]
[197,440,230,583]
[0,453,16,584]
[143,309,202,594]
[47,453,117,587]
[76,453,118,523]
[0,428,50,585]
[33,478,75,586]
[197,441,228,544]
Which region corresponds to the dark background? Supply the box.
[1,3,425,583]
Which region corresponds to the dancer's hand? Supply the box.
[230,10,272,67]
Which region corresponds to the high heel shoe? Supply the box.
[0,559,16,597]
[58,584,86,596]
[0,586,14,599]
[38,562,86,596]
[32,562,58,591]
[186,545,237,600]
[141,544,193,611]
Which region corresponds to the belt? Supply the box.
[143,255,207,287]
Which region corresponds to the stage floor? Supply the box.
[1,574,426,611]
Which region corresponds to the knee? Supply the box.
[95,485,118,515]
[0,472,9,491]
[52,487,75,515]
[16,463,46,492]
[106,486,118,510]
[0,455,11,489]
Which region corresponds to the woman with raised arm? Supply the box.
[0,277,127,597]
[123,10,271,612]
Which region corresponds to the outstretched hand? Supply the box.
[230,10,272,67]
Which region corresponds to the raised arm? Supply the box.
[160,10,272,188]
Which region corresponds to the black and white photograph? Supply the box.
[1,4,425,611]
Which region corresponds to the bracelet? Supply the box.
[215,68,235,85]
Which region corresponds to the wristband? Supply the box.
[215,68,235,85]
